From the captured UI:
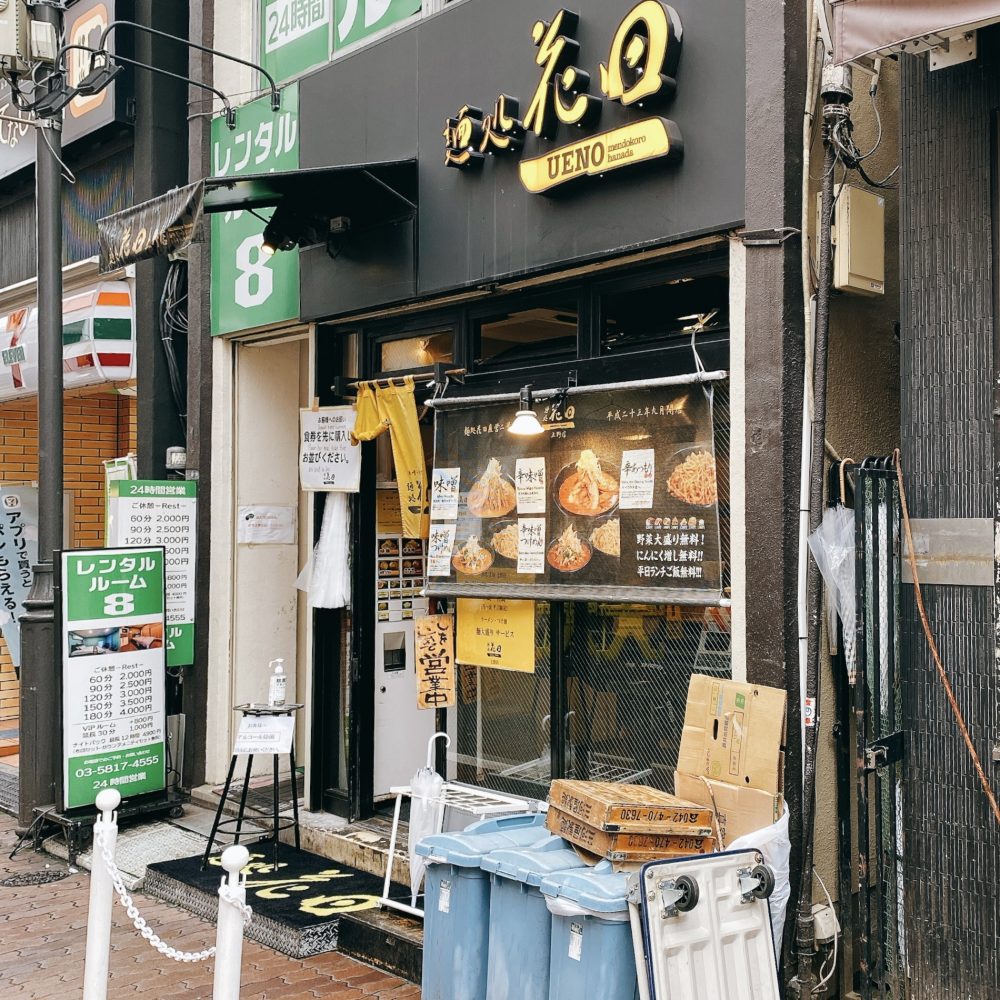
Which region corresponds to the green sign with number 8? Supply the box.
[65,550,165,622]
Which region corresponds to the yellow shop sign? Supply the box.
[443,2,684,195]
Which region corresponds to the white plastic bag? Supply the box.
[728,805,791,958]
[408,766,445,907]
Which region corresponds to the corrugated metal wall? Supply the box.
[900,37,1000,998]
[0,147,133,289]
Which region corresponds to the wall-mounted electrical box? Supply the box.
[817,184,886,297]
[0,0,29,74]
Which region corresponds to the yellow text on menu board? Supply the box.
[457,598,536,673]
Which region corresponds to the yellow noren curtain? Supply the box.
[351,376,430,539]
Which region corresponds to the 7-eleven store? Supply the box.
[0,261,137,772]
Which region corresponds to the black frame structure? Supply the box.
[309,250,732,819]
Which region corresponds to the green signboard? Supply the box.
[108,480,197,667]
[333,0,420,50]
[61,547,167,810]
[260,0,331,84]
[210,84,301,337]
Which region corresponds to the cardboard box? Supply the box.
[674,771,783,847]
[676,675,787,795]
[548,780,714,836]
[545,807,715,862]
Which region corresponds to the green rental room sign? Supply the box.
[210,84,300,336]
[61,547,167,810]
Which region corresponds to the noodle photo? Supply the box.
[666,450,718,507]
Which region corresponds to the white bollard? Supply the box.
[212,844,250,1000]
[82,789,122,1000]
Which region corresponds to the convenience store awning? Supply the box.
[833,0,1000,64]
[0,281,134,402]
[97,161,418,272]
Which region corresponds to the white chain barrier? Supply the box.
[94,826,253,962]
[82,789,254,1000]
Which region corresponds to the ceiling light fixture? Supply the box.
[508,384,545,436]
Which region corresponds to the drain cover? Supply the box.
[1,869,70,887]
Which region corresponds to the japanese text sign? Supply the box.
[415,614,456,710]
[299,407,362,491]
[61,547,167,810]
[443,2,684,194]
[429,378,725,604]
[234,714,295,755]
[108,480,197,667]
[456,598,536,673]
[0,487,38,670]
[211,84,300,336]
[261,0,332,83]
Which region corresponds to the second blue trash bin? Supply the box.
[541,860,641,1000]
[481,835,590,1000]
[415,813,548,1000]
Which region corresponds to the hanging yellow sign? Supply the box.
[457,598,536,673]
[415,614,457,710]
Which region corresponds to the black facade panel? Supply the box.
[0,148,134,289]
[298,0,745,318]
[900,39,1000,999]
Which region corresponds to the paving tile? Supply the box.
[0,811,421,998]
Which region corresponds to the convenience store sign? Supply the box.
[108,480,197,667]
[61,547,167,810]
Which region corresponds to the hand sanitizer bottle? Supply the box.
[268,658,287,708]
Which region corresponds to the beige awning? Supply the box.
[833,0,1000,64]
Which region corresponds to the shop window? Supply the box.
[453,602,554,797]
[602,272,729,354]
[378,331,454,373]
[474,304,578,369]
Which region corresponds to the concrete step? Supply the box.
[338,905,423,984]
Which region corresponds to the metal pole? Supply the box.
[18,0,65,828]
[212,845,250,1000]
[82,790,121,1000]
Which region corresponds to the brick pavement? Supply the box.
[0,814,421,999]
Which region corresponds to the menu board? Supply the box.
[426,380,725,604]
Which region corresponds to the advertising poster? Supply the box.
[61,547,167,810]
[428,379,725,603]
[0,487,38,670]
[108,480,196,667]
[456,598,536,673]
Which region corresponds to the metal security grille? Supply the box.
[855,462,907,1000]
[452,384,731,796]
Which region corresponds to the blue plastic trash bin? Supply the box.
[415,813,548,1000]
[481,835,590,1000]
[541,860,641,1000]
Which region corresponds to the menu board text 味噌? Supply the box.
[426,379,726,605]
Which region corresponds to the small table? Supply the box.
[201,703,303,871]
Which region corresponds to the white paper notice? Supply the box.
[299,407,361,492]
[619,449,656,510]
[430,468,461,520]
[233,714,295,755]
[237,505,297,544]
[515,458,547,514]
[517,518,546,575]
[428,523,458,576]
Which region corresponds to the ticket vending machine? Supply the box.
[373,529,435,797]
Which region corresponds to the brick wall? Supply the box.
[0,391,137,724]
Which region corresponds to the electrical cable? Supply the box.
[158,260,188,436]
[895,450,1000,827]
[40,124,76,184]
[812,868,838,994]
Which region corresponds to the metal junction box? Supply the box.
[818,184,886,296]
[0,0,29,73]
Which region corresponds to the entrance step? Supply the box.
[190,784,413,886]
[338,904,423,983]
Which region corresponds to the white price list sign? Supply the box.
[108,480,197,667]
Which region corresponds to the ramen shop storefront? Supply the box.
[296,0,747,817]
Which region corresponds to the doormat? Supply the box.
[144,840,411,958]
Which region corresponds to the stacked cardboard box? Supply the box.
[674,674,787,846]
[545,780,716,863]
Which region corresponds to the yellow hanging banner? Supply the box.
[456,598,536,673]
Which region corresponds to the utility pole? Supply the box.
[18,0,65,828]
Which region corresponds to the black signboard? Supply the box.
[426,375,726,604]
